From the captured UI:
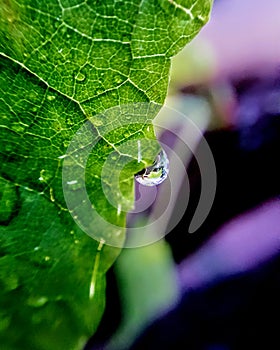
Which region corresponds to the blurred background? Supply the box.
[86,0,280,349]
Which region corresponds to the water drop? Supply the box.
[40,56,47,63]
[60,26,67,35]
[54,20,60,29]
[75,72,86,82]
[66,118,75,126]
[27,296,48,308]
[11,123,25,133]
[114,75,124,84]
[63,140,69,148]
[135,149,169,186]
[47,95,56,101]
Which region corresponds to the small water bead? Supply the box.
[75,72,86,82]
[47,95,56,101]
[135,149,169,186]
[27,296,48,308]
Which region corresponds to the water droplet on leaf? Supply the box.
[135,149,169,186]
[63,140,69,148]
[27,296,48,308]
[75,72,86,82]
[11,123,25,133]
[60,26,67,35]
[47,95,56,101]
[114,75,123,84]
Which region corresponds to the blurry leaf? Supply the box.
[0,0,212,349]
[108,238,179,350]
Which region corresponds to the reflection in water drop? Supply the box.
[135,149,169,186]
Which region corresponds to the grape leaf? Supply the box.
[0,0,212,349]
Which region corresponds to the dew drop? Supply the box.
[135,149,169,186]
[27,296,48,308]
[114,75,123,84]
[47,95,56,101]
[66,118,75,126]
[11,123,25,133]
[75,72,86,82]
[60,26,67,35]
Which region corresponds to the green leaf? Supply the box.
[0,0,212,349]
[108,238,180,350]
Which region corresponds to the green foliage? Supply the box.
[0,0,212,349]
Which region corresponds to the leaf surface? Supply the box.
[0,0,212,349]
